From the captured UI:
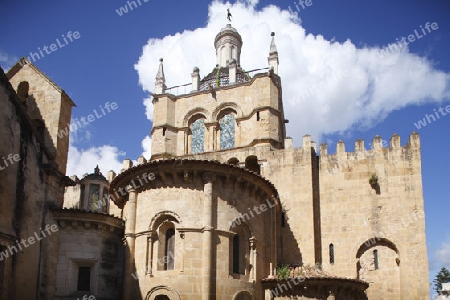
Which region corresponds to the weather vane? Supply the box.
[227,8,232,22]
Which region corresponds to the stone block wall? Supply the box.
[151,74,285,158]
[318,133,428,300]
[7,59,75,175]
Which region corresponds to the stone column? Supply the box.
[124,187,137,300]
[202,173,214,300]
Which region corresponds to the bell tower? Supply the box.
[149,25,286,160]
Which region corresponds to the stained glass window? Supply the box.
[88,184,100,211]
[220,114,235,149]
[191,119,205,154]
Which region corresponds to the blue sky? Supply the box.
[1,0,449,296]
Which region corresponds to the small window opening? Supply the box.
[163,127,167,136]
[329,244,334,264]
[257,111,260,121]
[374,249,379,270]
[281,212,286,227]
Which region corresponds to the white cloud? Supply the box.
[436,241,450,268]
[141,135,152,159]
[135,0,450,145]
[66,141,125,177]
[0,50,19,71]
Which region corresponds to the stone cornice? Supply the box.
[152,72,280,101]
[51,208,124,232]
[110,160,281,210]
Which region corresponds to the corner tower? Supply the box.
[149,25,286,160]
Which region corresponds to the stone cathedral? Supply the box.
[0,23,429,300]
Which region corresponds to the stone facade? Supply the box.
[0,61,124,300]
[0,22,429,300]
[0,61,74,300]
[113,24,429,299]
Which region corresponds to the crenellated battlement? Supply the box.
[318,132,420,157]
[317,132,421,175]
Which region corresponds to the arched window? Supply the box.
[220,113,235,149]
[245,156,260,174]
[373,249,379,270]
[155,296,170,300]
[88,184,100,211]
[231,224,250,276]
[231,46,237,61]
[228,157,239,166]
[329,244,334,264]
[191,118,205,154]
[164,228,175,270]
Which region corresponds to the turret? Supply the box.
[268,32,279,74]
[154,58,166,94]
[214,24,243,67]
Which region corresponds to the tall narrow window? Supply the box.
[191,119,205,154]
[220,114,235,150]
[233,235,240,274]
[164,228,175,270]
[88,184,100,212]
[329,244,334,264]
[77,267,91,291]
[373,249,379,270]
[281,212,286,227]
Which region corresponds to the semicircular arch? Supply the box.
[356,237,399,259]
[212,102,242,121]
[232,290,253,300]
[145,285,181,300]
[149,211,182,232]
[183,107,209,127]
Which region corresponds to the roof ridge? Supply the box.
[6,57,76,107]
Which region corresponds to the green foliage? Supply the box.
[369,174,378,183]
[276,264,291,280]
[434,267,450,292]
[215,67,221,87]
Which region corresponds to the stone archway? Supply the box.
[356,238,400,299]
[233,291,253,300]
[145,285,181,300]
